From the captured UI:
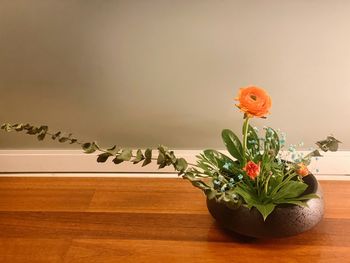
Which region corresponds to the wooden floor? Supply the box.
[0,177,349,263]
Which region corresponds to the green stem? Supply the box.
[242,117,250,166]
[264,172,271,194]
[256,177,260,196]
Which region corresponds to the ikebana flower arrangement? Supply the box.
[1,86,340,237]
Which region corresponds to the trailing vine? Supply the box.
[0,123,217,197]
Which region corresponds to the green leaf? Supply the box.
[14,124,24,131]
[97,152,112,163]
[203,149,234,168]
[264,127,280,159]
[273,180,308,201]
[274,200,308,207]
[157,152,165,165]
[303,150,322,165]
[316,136,341,152]
[158,162,167,169]
[26,127,38,135]
[144,148,152,159]
[167,151,177,164]
[245,125,260,161]
[205,189,217,200]
[202,149,243,178]
[37,133,46,141]
[51,132,61,140]
[112,157,124,164]
[117,149,132,161]
[142,158,152,167]
[293,193,319,201]
[132,149,145,164]
[254,203,276,221]
[38,125,48,133]
[142,149,152,167]
[235,183,259,206]
[175,158,188,172]
[58,137,69,143]
[191,180,211,191]
[106,145,120,155]
[1,123,12,132]
[221,129,243,163]
[82,142,99,154]
[70,139,78,144]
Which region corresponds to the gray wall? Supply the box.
[0,0,349,150]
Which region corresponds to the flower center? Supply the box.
[250,94,257,101]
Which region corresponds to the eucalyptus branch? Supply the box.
[0,122,207,192]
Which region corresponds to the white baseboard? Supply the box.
[0,150,349,177]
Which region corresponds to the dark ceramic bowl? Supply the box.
[206,174,323,238]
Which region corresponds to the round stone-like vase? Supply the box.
[206,174,323,238]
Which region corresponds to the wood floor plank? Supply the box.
[62,239,349,263]
[0,177,188,191]
[0,189,95,211]
[320,181,350,219]
[0,238,71,263]
[88,189,207,213]
[0,211,348,245]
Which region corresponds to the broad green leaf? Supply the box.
[267,172,284,194]
[274,200,308,207]
[254,203,276,221]
[292,193,319,201]
[273,180,308,201]
[203,149,237,170]
[221,129,243,163]
[264,127,280,159]
[245,125,260,161]
[235,184,259,206]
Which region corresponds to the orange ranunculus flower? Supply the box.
[235,86,272,118]
[296,163,309,177]
[243,161,261,180]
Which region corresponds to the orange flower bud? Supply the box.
[243,161,261,180]
[296,163,309,177]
